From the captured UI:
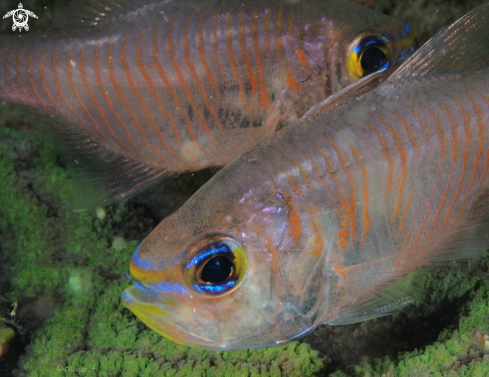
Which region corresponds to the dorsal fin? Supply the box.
[76,0,176,26]
[382,2,489,87]
[53,0,200,29]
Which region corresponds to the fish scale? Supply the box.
[122,2,489,350]
[0,0,416,203]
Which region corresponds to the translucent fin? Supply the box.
[48,124,168,208]
[383,2,489,85]
[302,69,386,121]
[326,279,421,325]
[59,0,206,28]
[325,209,489,326]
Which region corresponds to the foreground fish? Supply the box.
[0,0,416,202]
[123,2,489,350]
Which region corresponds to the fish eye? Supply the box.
[347,35,393,81]
[184,237,248,295]
[200,255,234,284]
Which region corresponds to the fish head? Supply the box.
[123,163,332,350]
[310,2,418,90]
[289,1,418,103]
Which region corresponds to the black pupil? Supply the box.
[201,255,234,284]
[360,46,386,74]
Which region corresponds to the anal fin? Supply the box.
[46,121,169,209]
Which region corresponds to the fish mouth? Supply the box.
[122,285,191,345]
[122,283,228,349]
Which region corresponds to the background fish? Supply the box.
[123,2,489,350]
[0,0,416,203]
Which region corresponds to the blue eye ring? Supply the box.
[183,236,248,296]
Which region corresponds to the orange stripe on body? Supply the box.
[437,100,470,235]
[184,11,225,134]
[309,215,325,258]
[349,145,370,246]
[428,107,446,161]
[226,13,246,107]
[199,6,240,131]
[326,137,356,244]
[286,69,302,92]
[406,104,446,247]
[66,47,105,138]
[51,45,88,132]
[296,48,310,70]
[286,9,294,35]
[396,192,411,240]
[169,13,228,157]
[288,209,302,244]
[374,114,407,223]
[474,90,489,190]
[110,36,152,149]
[391,110,419,157]
[135,33,183,162]
[459,94,484,208]
[38,48,59,112]
[307,137,350,251]
[412,201,432,247]
[152,29,202,156]
[251,9,270,109]
[275,9,284,59]
[26,49,49,110]
[439,103,458,165]
[238,10,256,128]
[428,183,450,236]
[478,149,489,192]
[80,44,124,147]
[210,5,236,130]
[364,120,394,193]
[15,47,35,106]
[403,231,412,248]
[301,144,333,194]
[410,173,449,246]
[407,106,430,142]
[93,42,138,149]
[120,36,170,164]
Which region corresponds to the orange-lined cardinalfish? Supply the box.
[123,3,489,350]
[0,0,416,203]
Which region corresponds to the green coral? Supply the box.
[0,126,326,376]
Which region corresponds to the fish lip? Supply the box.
[122,283,224,348]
